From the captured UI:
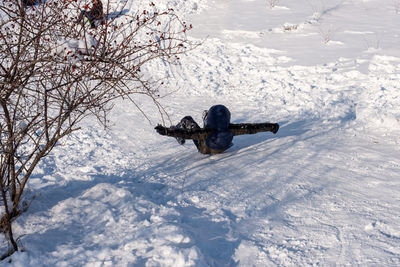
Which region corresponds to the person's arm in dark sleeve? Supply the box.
[155,125,213,140]
[228,122,279,136]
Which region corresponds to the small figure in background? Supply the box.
[77,0,104,28]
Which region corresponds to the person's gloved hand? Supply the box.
[155,124,167,135]
[272,123,279,134]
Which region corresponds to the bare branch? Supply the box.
[0,0,195,255]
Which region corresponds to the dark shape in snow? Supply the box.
[155,105,279,154]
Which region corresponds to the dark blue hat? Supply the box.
[205,105,231,130]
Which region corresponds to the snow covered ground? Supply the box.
[4,0,400,266]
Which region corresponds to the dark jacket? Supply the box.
[88,0,103,20]
[155,105,279,154]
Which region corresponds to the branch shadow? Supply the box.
[13,119,338,265]
[106,9,129,20]
[139,118,343,263]
[17,169,241,266]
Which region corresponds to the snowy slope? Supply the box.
[4,0,400,266]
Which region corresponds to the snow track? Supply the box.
[6,0,400,266]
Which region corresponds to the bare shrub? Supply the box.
[0,0,193,258]
[362,33,382,50]
[318,24,336,44]
[267,0,280,9]
[306,0,345,22]
[395,0,400,14]
[284,23,298,31]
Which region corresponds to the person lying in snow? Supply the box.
[155,105,279,154]
[77,0,104,28]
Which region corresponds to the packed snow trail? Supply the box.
[6,0,400,266]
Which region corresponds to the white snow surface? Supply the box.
[4,0,400,266]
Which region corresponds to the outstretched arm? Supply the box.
[155,125,213,140]
[228,122,279,136]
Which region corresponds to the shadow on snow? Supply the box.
[14,119,340,265]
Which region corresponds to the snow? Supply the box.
[3,0,400,266]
